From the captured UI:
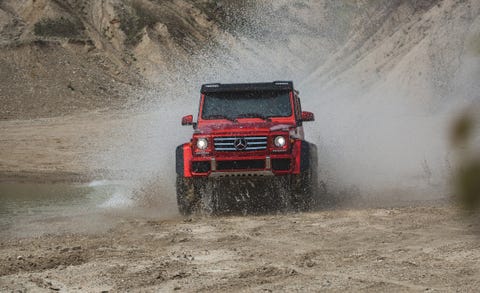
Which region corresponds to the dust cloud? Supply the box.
[91,0,480,210]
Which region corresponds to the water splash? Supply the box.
[87,0,480,209]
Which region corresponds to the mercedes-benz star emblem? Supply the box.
[234,138,247,150]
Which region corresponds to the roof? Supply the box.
[201,81,294,94]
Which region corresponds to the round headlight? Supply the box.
[196,138,208,150]
[274,136,286,147]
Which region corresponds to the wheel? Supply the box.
[290,169,315,212]
[176,175,199,215]
[199,178,218,215]
[176,176,216,215]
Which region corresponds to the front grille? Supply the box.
[214,136,268,151]
[217,160,265,171]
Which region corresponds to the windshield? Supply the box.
[201,90,292,120]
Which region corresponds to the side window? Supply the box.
[294,94,302,121]
[297,96,303,114]
[297,96,302,117]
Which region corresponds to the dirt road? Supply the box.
[0,205,479,292]
[1,110,479,292]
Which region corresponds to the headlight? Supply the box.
[274,136,286,147]
[196,138,208,150]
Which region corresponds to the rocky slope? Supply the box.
[1,0,334,119]
[4,0,477,119]
[0,0,222,119]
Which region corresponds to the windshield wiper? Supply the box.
[235,113,271,121]
[204,114,236,122]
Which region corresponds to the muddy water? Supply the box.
[0,181,128,238]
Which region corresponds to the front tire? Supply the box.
[176,176,216,215]
[291,169,315,211]
[176,175,198,215]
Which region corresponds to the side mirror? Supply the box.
[301,111,315,122]
[181,115,194,126]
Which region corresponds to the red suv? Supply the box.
[176,81,318,214]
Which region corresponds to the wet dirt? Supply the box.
[1,111,479,291]
[1,205,479,292]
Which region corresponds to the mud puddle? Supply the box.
[0,181,132,238]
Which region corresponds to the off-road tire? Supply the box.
[176,175,199,215]
[291,169,315,211]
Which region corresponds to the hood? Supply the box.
[195,121,294,135]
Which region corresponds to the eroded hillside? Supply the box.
[3,0,477,119]
[0,0,223,118]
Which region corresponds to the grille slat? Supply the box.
[246,142,267,145]
[243,147,267,150]
[215,138,236,141]
[214,136,268,151]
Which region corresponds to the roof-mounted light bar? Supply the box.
[201,81,294,94]
[203,83,220,88]
[273,81,291,86]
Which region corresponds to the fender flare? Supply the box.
[176,143,193,177]
[297,140,318,172]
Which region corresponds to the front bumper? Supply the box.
[191,154,295,177]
